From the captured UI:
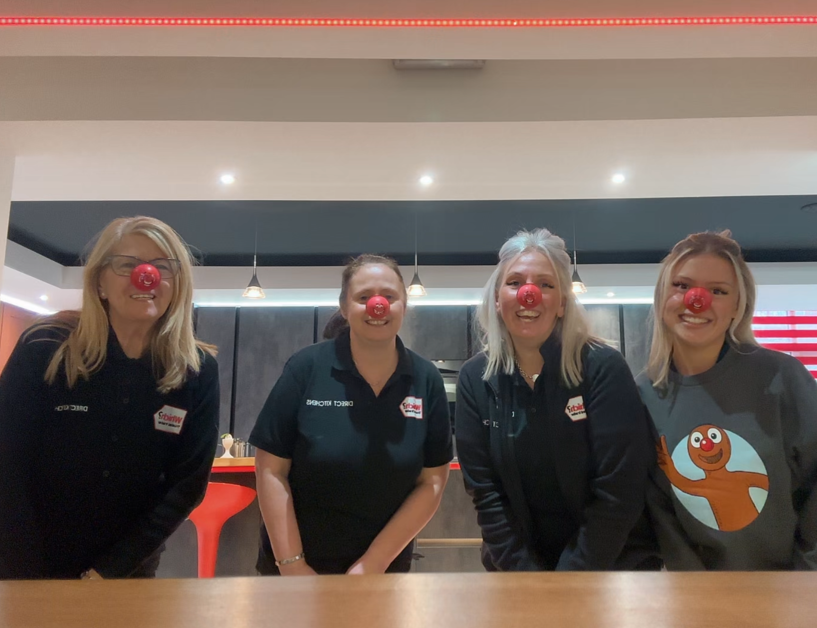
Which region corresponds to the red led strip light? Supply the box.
[0,16,816,28]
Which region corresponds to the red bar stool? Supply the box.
[188,482,257,578]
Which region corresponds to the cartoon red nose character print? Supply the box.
[658,425,769,532]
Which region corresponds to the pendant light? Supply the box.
[571,214,587,294]
[407,210,427,297]
[242,230,266,299]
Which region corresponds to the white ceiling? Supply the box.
[3,117,817,202]
[2,0,817,310]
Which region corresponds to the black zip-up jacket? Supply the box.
[455,336,658,571]
[0,326,219,579]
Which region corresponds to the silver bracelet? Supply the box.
[275,552,305,567]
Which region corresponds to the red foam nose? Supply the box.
[365,296,390,319]
[516,284,543,308]
[684,287,713,313]
[700,439,714,452]
[130,264,161,292]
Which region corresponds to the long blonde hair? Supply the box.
[28,216,215,393]
[478,228,599,387]
[646,230,757,388]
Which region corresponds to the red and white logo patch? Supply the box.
[565,396,587,421]
[400,396,424,420]
[154,405,188,434]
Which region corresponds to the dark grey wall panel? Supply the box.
[469,305,482,358]
[315,306,341,342]
[233,308,315,440]
[623,304,653,377]
[584,304,622,351]
[195,307,236,437]
[400,305,469,360]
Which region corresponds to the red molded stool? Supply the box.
[188,482,257,578]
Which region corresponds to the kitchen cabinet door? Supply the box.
[195,307,236,438]
[400,305,470,360]
[233,307,314,440]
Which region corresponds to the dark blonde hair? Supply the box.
[338,254,407,306]
[27,216,216,393]
[647,230,757,388]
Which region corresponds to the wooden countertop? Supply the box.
[1,572,814,628]
[211,457,462,471]
[212,457,255,468]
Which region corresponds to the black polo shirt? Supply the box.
[250,328,453,574]
[0,326,219,579]
[512,373,578,569]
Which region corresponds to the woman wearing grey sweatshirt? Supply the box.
[638,231,817,570]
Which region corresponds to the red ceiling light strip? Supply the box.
[0,16,816,28]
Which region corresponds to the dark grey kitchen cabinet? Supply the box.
[232,307,315,440]
[400,305,470,360]
[194,307,237,437]
[622,304,653,376]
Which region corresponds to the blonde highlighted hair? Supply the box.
[27,216,215,393]
[646,230,757,388]
[478,228,600,387]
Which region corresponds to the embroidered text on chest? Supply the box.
[154,405,188,434]
[54,405,89,412]
[306,399,354,407]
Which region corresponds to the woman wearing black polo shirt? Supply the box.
[0,216,219,580]
[251,255,453,575]
[456,228,657,571]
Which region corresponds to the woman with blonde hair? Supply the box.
[0,216,219,579]
[640,231,817,570]
[456,228,658,571]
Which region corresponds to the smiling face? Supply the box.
[662,253,740,355]
[687,424,732,472]
[496,250,565,350]
[97,233,174,332]
[340,263,406,343]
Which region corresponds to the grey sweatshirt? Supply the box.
[638,344,817,570]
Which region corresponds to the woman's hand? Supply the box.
[346,553,388,575]
[279,561,318,576]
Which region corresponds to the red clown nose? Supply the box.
[365,296,390,319]
[516,284,543,308]
[131,264,161,292]
[684,287,713,313]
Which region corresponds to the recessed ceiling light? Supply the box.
[611,173,626,184]
[419,174,434,186]
[606,292,616,298]
[220,173,236,185]
[39,295,49,301]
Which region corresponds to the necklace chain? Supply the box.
[515,358,539,383]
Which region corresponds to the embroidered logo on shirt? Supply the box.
[54,405,89,412]
[564,396,587,421]
[400,396,424,419]
[153,405,188,434]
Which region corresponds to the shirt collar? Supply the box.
[106,326,154,370]
[332,327,413,379]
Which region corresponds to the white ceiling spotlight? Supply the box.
[220,173,236,185]
[611,173,626,184]
[39,295,49,301]
[606,292,616,298]
[419,174,434,187]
